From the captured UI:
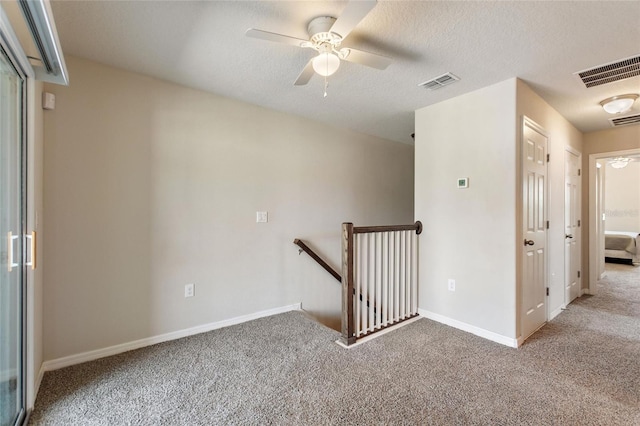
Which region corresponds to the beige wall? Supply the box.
[43,56,414,360]
[582,126,640,288]
[415,78,583,342]
[604,161,640,232]
[516,80,583,317]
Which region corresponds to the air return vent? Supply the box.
[576,55,640,88]
[609,113,640,127]
[419,72,460,90]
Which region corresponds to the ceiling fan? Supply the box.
[245,0,391,94]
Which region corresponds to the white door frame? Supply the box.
[588,147,640,295]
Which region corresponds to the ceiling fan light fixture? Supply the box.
[312,52,340,77]
[599,94,638,114]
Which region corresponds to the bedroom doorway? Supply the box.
[564,148,581,304]
[588,148,640,295]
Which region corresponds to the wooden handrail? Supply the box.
[293,239,342,282]
[293,238,376,313]
[353,220,422,235]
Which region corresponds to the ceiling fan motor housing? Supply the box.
[307,16,338,38]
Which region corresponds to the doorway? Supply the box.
[589,149,640,294]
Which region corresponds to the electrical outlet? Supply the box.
[184,283,195,298]
[448,279,456,292]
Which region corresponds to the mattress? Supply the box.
[605,233,637,254]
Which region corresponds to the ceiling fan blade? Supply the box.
[294,59,315,86]
[245,28,308,48]
[343,48,392,70]
[329,0,377,39]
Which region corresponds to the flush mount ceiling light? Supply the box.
[600,94,638,114]
[609,157,632,169]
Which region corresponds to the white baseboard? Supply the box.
[42,303,302,372]
[33,365,44,404]
[418,308,518,348]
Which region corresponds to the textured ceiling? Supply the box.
[48,0,640,144]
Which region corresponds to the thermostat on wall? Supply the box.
[457,177,469,189]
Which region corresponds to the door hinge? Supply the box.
[546,220,549,229]
[578,169,581,176]
[578,220,581,227]
[547,153,550,162]
[577,271,581,278]
[546,287,549,296]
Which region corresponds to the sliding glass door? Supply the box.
[0,44,26,426]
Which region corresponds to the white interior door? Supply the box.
[521,119,547,341]
[564,150,581,303]
[596,163,605,280]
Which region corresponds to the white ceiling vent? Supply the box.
[609,113,640,127]
[576,55,640,88]
[418,72,460,90]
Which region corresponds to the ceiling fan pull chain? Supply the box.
[324,75,328,98]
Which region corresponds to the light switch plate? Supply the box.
[256,211,268,223]
[184,283,194,298]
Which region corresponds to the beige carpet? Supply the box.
[30,263,639,425]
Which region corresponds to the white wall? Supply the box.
[604,161,640,232]
[415,78,583,343]
[415,79,518,340]
[43,56,414,360]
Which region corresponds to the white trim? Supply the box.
[33,365,44,402]
[335,316,422,349]
[418,309,518,348]
[42,303,302,372]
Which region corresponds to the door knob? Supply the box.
[524,239,535,246]
[565,234,573,239]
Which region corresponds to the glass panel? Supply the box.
[0,46,24,426]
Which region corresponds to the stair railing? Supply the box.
[294,239,376,312]
[341,221,422,346]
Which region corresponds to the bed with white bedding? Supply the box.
[604,231,640,265]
